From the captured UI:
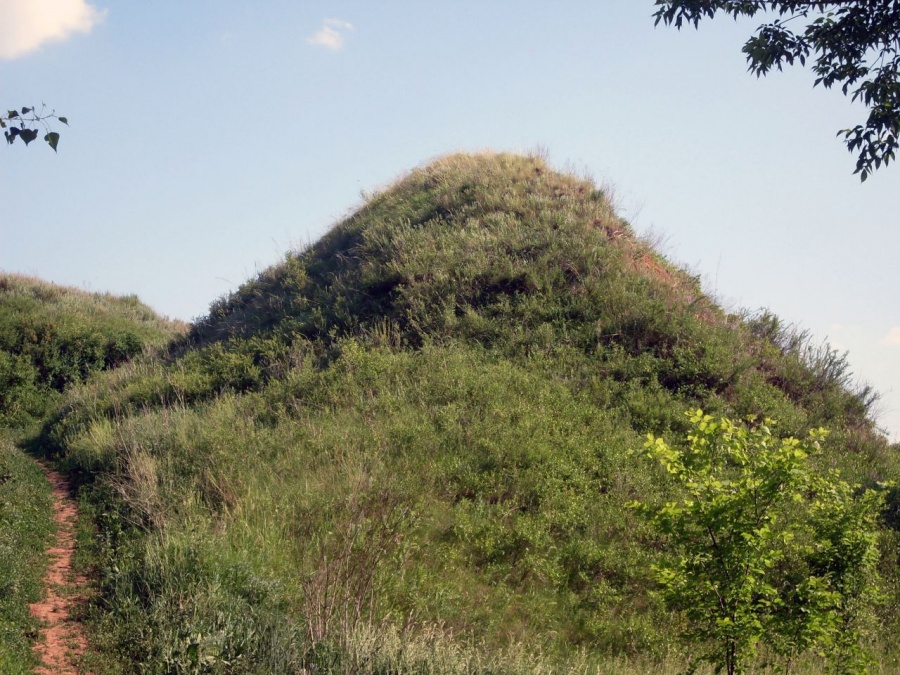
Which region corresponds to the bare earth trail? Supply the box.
[29,462,90,675]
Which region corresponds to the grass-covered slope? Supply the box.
[0,274,182,428]
[0,442,54,674]
[0,275,182,672]
[43,153,900,673]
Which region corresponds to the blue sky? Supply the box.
[2,1,898,440]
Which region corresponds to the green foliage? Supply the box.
[20,153,900,672]
[0,274,181,427]
[654,1,900,179]
[2,105,67,152]
[0,277,178,670]
[53,345,676,669]
[632,410,887,675]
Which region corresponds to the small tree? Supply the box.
[631,410,885,675]
[2,104,67,152]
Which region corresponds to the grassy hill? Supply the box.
[0,275,181,673]
[0,274,181,428]
[33,153,900,673]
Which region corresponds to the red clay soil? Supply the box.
[29,463,90,675]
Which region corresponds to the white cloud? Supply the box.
[306,18,353,51]
[881,327,900,347]
[0,0,105,60]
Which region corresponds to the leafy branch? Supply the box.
[2,104,68,152]
[654,1,900,180]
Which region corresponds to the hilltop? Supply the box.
[29,153,900,672]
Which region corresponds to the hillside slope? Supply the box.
[42,153,900,673]
[0,275,182,672]
[0,274,182,427]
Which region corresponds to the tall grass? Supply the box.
[32,153,900,672]
[0,274,181,671]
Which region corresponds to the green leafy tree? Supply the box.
[631,410,885,675]
[653,1,900,181]
[2,104,67,152]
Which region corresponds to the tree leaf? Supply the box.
[58,117,68,126]
[44,132,60,152]
[19,129,39,146]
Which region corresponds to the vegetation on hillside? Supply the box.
[22,153,900,672]
[0,275,181,672]
[0,274,181,427]
[0,442,54,674]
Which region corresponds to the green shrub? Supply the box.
[632,410,887,675]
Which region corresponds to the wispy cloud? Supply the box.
[881,327,900,347]
[306,18,353,51]
[0,0,106,60]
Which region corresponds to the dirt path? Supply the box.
[29,463,90,675]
